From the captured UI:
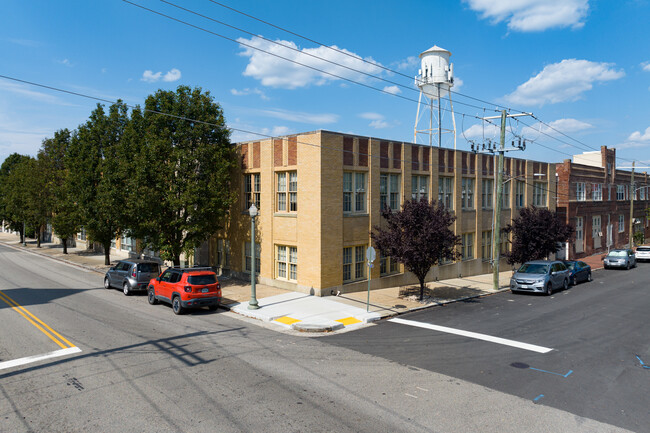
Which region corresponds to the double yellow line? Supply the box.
[0,289,76,350]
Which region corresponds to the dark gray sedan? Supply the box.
[562,260,592,285]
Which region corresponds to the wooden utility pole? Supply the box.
[629,161,635,248]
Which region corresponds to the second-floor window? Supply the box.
[380,174,400,211]
[593,183,602,201]
[343,172,367,213]
[533,182,546,207]
[245,173,260,210]
[576,182,585,201]
[461,178,474,210]
[411,175,429,201]
[515,181,525,208]
[277,171,297,212]
[438,177,453,209]
[617,185,625,200]
[482,179,493,209]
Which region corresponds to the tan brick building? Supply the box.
[212,130,556,296]
[556,146,650,259]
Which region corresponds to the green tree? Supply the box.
[503,206,574,265]
[371,199,461,301]
[67,102,130,264]
[0,153,32,241]
[38,129,78,253]
[137,86,236,265]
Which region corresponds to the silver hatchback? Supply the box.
[510,260,570,295]
[603,249,636,269]
[104,259,161,296]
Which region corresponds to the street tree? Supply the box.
[503,206,574,265]
[371,199,461,301]
[38,129,78,253]
[67,102,131,264]
[138,86,236,265]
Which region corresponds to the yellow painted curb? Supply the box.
[275,316,301,325]
[336,317,362,326]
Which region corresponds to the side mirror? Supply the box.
[110,266,116,271]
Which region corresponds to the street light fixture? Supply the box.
[248,203,260,310]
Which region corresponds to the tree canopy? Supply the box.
[503,206,574,265]
[371,199,461,300]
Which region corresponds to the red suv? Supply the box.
[148,267,222,315]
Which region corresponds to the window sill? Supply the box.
[344,213,369,218]
[274,212,297,218]
[343,278,367,285]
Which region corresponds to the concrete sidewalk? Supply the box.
[0,232,512,333]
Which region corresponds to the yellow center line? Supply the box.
[0,289,75,349]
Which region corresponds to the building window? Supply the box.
[343,172,367,213]
[481,179,493,209]
[216,239,230,269]
[502,182,511,209]
[461,233,474,260]
[593,183,602,201]
[120,234,135,252]
[576,182,585,201]
[481,230,492,262]
[77,227,86,241]
[438,176,453,209]
[619,214,625,233]
[245,241,261,274]
[461,178,474,210]
[592,215,602,249]
[277,245,297,281]
[640,186,646,201]
[380,174,400,211]
[617,185,625,200]
[575,217,584,253]
[515,181,525,208]
[411,175,429,201]
[380,253,399,276]
[343,245,366,282]
[245,173,261,210]
[277,171,297,212]
[500,232,509,254]
[533,182,546,207]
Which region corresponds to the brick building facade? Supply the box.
[556,146,649,260]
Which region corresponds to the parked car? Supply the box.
[510,260,570,295]
[104,259,161,296]
[603,249,637,270]
[562,260,592,285]
[635,246,650,262]
[147,267,222,315]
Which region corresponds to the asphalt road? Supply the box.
[0,243,636,432]
[327,262,650,432]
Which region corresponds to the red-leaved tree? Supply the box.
[371,199,461,301]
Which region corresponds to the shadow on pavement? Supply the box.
[0,287,91,309]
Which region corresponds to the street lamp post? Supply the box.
[248,203,259,310]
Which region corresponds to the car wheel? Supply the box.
[626,262,630,270]
[123,283,131,296]
[545,282,553,296]
[571,276,577,286]
[148,288,158,305]
[562,279,569,291]
[172,296,184,315]
[104,278,111,289]
[587,272,592,282]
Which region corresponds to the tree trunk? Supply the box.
[103,242,111,265]
[173,256,181,267]
[36,226,41,248]
[62,237,68,254]
[419,277,426,301]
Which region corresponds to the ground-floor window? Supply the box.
[276,245,297,281]
[461,233,474,260]
[380,253,399,276]
[481,231,492,262]
[343,245,366,282]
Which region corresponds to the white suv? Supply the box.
[636,246,650,262]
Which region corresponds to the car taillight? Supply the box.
[216,283,221,290]
[184,286,192,293]
[132,268,137,278]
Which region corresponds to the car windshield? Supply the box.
[188,274,217,285]
[517,263,549,274]
[564,262,576,270]
[608,250,627,257]
[138,263,160,273]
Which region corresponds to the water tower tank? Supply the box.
[415,45,453,100]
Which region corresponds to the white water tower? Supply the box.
[414,45,457,148]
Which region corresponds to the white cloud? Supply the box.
[464,0,589,32]
[383,85,401,95]
[230,87,269,100]
[394,56,419,71]
[614,126,650,150]
[359,112,384,120]
[642,62,650,72]
[141,68,181,83]
[237,37,383,89]
[0,80,65,105]
[504,59,624,106]
[452,77,463,92]
[359,112,395,129]
[522,118,593,136]
[228,122,293,142]
[57,59,72,67]
[628,126,650,142]
[369,120,389,129]
[256,108,338,124]
[462,123,500,140]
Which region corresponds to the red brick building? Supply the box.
[556,146,650,260]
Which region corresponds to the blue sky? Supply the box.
[1,0,649,168]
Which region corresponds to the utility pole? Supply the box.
[481,110,533,291]
[629,161,635,248]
